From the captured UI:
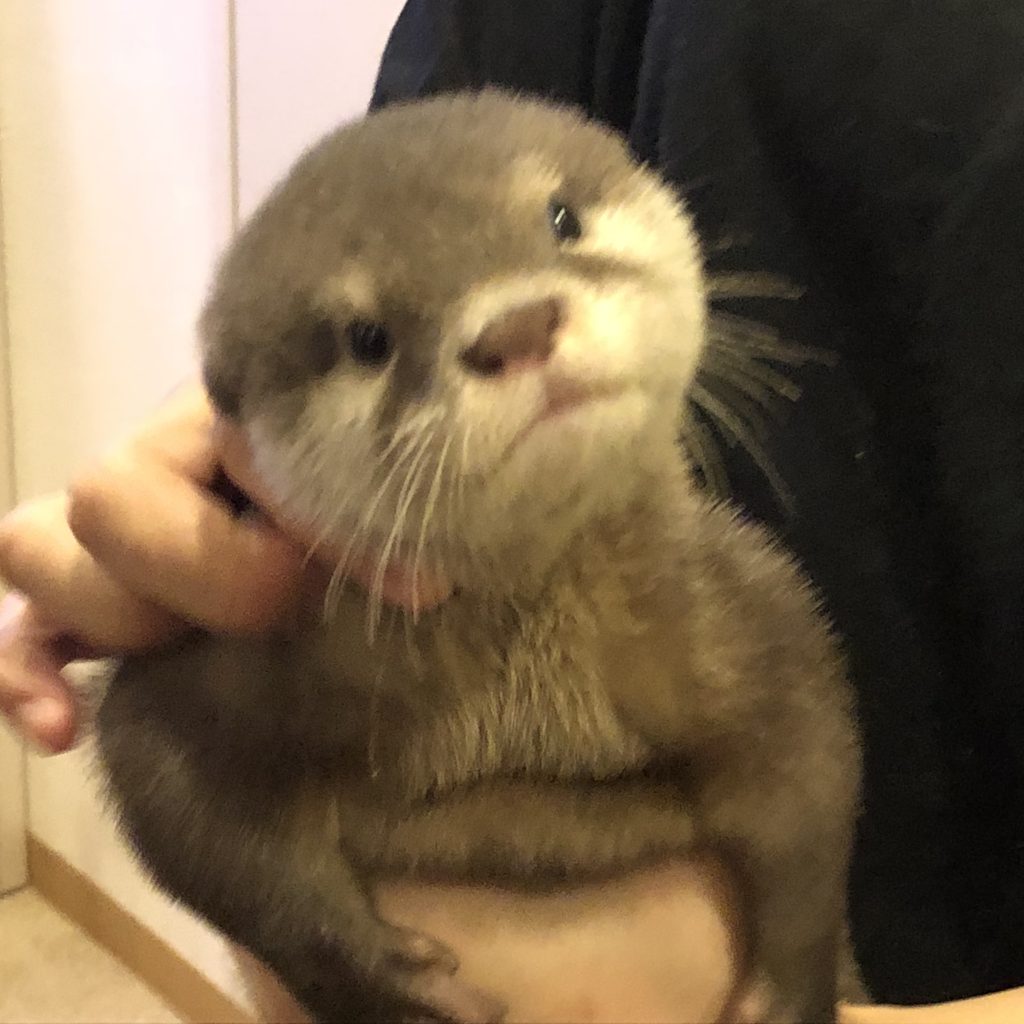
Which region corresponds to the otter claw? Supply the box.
[377,925,504,1023]
[386,925,459,974]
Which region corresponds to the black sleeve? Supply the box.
[369,0,653,135]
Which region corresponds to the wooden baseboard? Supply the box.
[27,835,253,1024]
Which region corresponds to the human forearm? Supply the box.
[842,987,1024,1024]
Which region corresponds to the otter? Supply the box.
[96,91,862,1023]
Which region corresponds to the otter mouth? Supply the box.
[502,377,626,461]
[534,375,625,427]
[543,376,613,417]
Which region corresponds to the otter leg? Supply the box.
[700,780,851,1024]
[344,777,845,1024]
[97,651,503,1024]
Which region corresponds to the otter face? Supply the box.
[200,91,706,584]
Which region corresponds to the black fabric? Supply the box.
[371,0,1024,1005]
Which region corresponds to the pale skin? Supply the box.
[0,384,1020,1023]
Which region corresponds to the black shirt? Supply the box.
[371,0,1024,1005]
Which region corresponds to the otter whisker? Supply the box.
[702,378,776,445]
[708,311,835,368]
[679,407,731,497]
[440,428,463,583]
[249,432,358,589]
[302,477,366,574]
[323,423,434,623]
[724,346,804,403]
[689,381,795,513]
[454,421,491,584]
[368,426,438,640]
[684,296,842,510]
[457,422,473,519]
[702,346,803,407]
[383,430,440,640]
[308,498,363,623]
[333,428,429,623]
[696,369,791,437]
[702,232,755,255]
[431,421,461,555]
[411,433,455,623]
[301,527,332,575]
[377,406,445,465]
[706,272,805,302]
[338,408,447,610]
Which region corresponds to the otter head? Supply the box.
[200,91,706,596]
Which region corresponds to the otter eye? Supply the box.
[348,320,393,366]
[548,199,582,243]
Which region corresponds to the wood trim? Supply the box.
[27,835,254,1024]
[0,725,27,895]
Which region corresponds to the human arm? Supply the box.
[0,386,306,751]
[842,988,1024,1024]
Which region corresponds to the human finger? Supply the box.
[67,417,306,634]
[0,493,179,650]
[0,594,80,753]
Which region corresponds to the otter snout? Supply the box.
[459,298,564,377]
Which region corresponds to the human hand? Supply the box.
[0,384,307,751]
[376,858,743,1023]
[237,857,743,1024]
[0,376,493,751]
[840,987,1024,1024]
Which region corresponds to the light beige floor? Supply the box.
[0,887,180,1024]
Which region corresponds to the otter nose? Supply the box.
[459,298,563,377]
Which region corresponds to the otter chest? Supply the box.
[347,597,651,801]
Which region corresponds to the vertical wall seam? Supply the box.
[227,0,240,232]
[0,141,20,507]
[0,45,29,889]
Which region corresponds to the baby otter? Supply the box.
[97,91,861,1023]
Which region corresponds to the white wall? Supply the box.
[0,0,246,1002]
[0,0,403,1005]
[0,152,26,892]
[235,0,401,219]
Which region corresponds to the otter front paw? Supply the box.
[371,924,505,1023]
[299,922,505,1023]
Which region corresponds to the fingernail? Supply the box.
[15,696,69,751]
